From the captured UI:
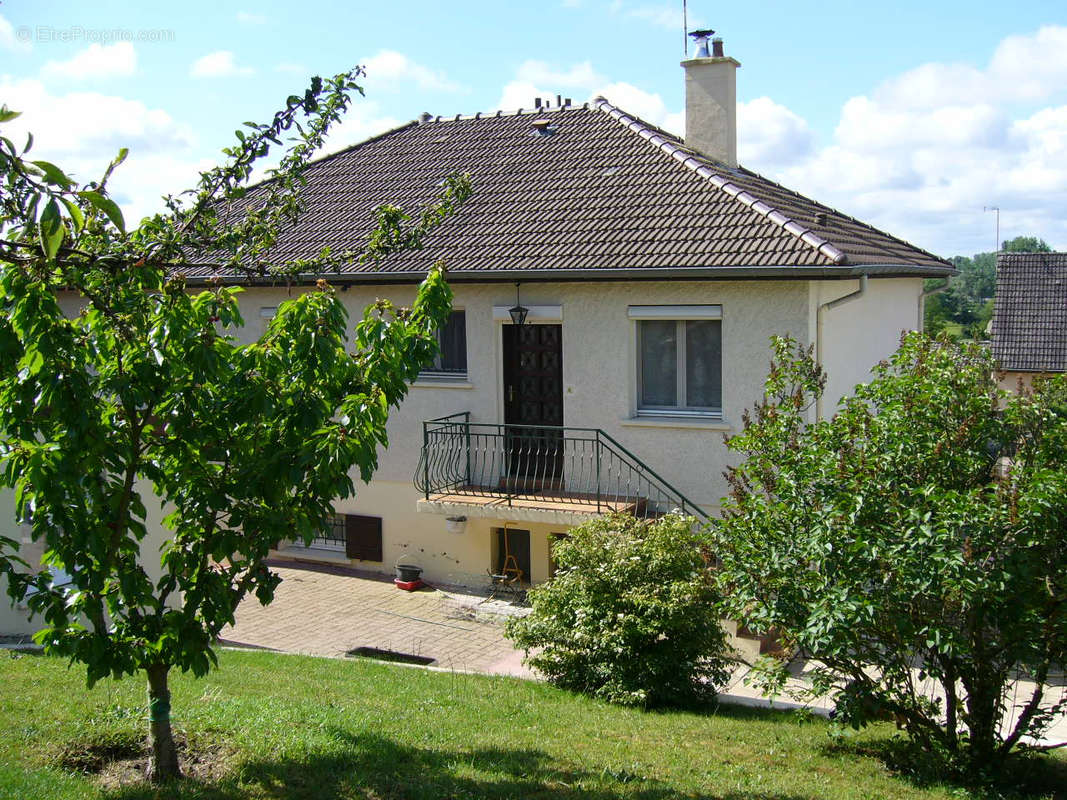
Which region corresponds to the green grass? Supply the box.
[0,649,1063,800]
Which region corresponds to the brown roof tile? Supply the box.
[186,98,952,280]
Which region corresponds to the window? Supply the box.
[632,306,722,416]
[421,310,467,378]
[298,514,347,551]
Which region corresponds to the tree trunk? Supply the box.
[145,663,181,782]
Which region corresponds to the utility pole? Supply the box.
[984,206,1000,252]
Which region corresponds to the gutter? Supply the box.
[181,263,956,287]
[815,274,868,421]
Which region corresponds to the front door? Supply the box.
[502,324,564,488]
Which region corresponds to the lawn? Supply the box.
[0,649,1063,800]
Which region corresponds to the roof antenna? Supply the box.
[683,0,688,56]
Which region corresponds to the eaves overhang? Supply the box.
[182,262,957,288]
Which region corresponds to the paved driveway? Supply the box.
[221,561,532,677]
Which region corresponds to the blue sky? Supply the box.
[3,0,1067,257]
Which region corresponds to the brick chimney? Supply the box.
[681,32,740,166]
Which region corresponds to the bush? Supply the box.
[711,333,1067,777]
[505,513,731,707]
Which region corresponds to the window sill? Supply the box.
[620,415,733,431]
[412,377,473,390]
[276,545,351,564]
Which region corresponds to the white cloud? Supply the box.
[236,11,268,25]
[190,51,255,79]
[275,62,309,76]
[40,42,137,81]
[737,97,813,168]
[625,4,683,30]
[766,28,1067,254]
[361,50,465,93]
[0,13,31,53]
[318,101,404,153]
[495,60,682,131]
[0,78,206,225]
[601,1,706,32]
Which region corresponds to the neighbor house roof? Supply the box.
[991,251,1067,373]
[186,98,952,282]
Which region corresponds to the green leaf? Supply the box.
[37,198,64,261]
[23,131,33,154]
[31,160,74,188]
[0,106,20,123]
[60,197,85,233]
[78,190,126,235]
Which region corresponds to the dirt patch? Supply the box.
[54,729,236,790]
[96,738,236,790]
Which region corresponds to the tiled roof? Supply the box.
[186,98,952,280]
[991,252,1067,373]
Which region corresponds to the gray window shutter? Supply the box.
[345,514,383,561]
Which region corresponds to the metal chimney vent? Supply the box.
[688,29,715,58]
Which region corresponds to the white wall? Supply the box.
[812,277,924,413]
[236,279,812,508]
[0,487,36,636]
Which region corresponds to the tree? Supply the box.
[710,334,1067,777]
[0,72,470,781]
[505,514,732,708]
[1002,235,1052,253]
[926,235,1055,339]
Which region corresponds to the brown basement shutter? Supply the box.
[344,514,383,561]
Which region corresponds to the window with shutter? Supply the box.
[344,514,383,561]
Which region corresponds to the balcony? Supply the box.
[414,413,707,524]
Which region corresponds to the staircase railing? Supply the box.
[414,413,707,522]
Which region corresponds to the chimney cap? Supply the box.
[689,28,716,39]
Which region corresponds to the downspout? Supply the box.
[815,274,868,421]
[917,280,949,332]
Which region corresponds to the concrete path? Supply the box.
[222,561,1066,747]
[221,561,533,677]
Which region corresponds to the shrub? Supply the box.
[711,333,1067,777]
[505,513,731,707]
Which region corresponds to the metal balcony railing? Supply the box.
[414,412,708,522]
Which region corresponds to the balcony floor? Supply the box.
[423,488,640,517]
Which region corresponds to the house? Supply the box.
[0,36,953,634]
[991,251,1067,391]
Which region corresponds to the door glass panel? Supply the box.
[639,320,677,407]
[686,320,722,409]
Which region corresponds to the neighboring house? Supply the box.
[991,251,1067,391]
[0,37,953,633]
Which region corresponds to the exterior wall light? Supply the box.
[509,282,529,326]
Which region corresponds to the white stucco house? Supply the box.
[1,36,953,634]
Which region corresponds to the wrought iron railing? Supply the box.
[414,412,708,522]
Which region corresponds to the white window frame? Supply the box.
[630,305,723,419]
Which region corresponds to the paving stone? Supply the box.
[222,563,534,677]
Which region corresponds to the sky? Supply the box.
[2,0,1067,258]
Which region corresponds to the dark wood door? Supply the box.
[502,324,563,487]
